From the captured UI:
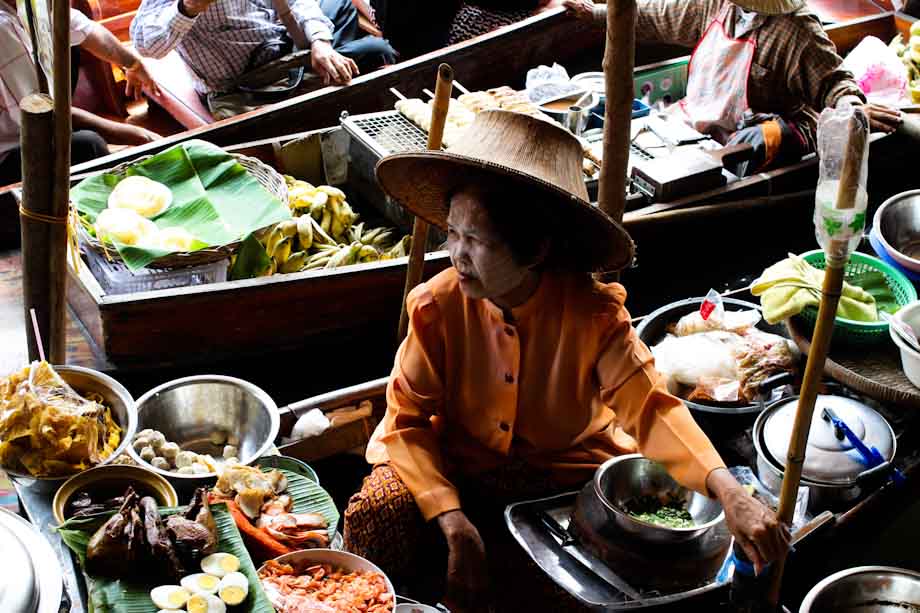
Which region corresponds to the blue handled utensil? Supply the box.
[821,407,905,485]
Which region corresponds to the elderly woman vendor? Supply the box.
[343,110,788,610]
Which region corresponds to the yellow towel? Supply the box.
[751,253,878,324]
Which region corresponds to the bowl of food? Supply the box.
[0,362,136,493]
[874,189,920,273]
[799,566,920,612]
[52,464,178,524]
[129,375,279,486]
[591,454,724,545]
[258,549,395,612]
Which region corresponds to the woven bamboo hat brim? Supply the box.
[731,0,805,15]
[375,110,635,273]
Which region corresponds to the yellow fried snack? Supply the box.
[0,362,121,477]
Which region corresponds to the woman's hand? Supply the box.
[437,509,489,611]
[124,59,160,100]
[311,40,359,86]
[110,124,161,146]
[707,468,790,575]
[862,103,903,134]
[563,0,596,21]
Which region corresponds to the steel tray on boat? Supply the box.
[505,492,732,610]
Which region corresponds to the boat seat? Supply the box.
[142,52,214,128]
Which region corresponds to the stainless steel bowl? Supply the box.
[6,365,137,494]
[592,454,724,544]
[874,190,920,273]
[800,566,920,612]
[129,375,279,486]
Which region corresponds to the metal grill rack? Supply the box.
[340,110,433,159]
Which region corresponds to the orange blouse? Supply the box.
[366,268,725,521]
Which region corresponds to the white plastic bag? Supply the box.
[525,63,584,106]
[842,36,908,105]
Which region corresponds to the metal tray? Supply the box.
[505,492,732,610]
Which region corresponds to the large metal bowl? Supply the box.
[592,454,724,544]
[800,566,920,612]
[129,375,279,487]
[5,365,137,494]
[874,190,920,273]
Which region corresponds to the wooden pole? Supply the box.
[598,0,635,226]
[767,111,868,607]
[49,0,72,363]
[396,63,453,343]
[19,94,55,362]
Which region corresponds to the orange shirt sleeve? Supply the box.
[380,284,461,521]
[596,296,726,496]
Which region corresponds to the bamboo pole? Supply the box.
[19,94,55,362]
[767,111,868,607]
[397,63,453,342]
[598,0,635,225]
[48,0,72,363]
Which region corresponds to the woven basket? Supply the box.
[77,153,288,269]
[795,249,917,346]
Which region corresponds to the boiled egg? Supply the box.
[200,552,240,578]
[217,571,249,606]
[149,585,190,610]
[186,593,227,613]
[180,573,221,596]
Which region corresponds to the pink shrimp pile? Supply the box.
[259,560,393,613]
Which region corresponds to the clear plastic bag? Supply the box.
[842,36,908,105]
[729,466,809,531]
[525,63,585,106]
[813,102,870,261]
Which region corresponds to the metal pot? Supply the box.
[753,394,897,512]
[635,297,794,416]
[0,508,64,613]
[799,566,920,612]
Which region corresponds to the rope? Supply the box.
[18,205,83,274]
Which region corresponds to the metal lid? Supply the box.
[761,395,895,485]
[0,517,39,613]
[571,72,606,95]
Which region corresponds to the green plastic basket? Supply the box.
[796,250,917,346]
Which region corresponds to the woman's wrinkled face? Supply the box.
[447,188,532,301]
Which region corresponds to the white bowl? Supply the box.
[890,301,920,388]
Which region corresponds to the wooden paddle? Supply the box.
[397,64,454,343]
[767,108,869,606]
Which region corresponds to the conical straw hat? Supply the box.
[375,110,634,272]
[731,0,805,15]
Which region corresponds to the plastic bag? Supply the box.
[525,63,585,106]
[842,36,908,105]
[729,466,809,531]
[813,102,870,261]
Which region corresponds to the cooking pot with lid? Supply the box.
[0,508,64,613]
[753,393,896,511]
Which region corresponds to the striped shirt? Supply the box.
[130,0,334,93]
[0,4,39,163]
[594,0,865,152]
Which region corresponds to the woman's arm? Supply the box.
[78,19,161,98]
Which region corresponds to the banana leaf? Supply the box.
[71,140,290,271]
[58,504,274,613]
[848,269,901,315]
[229,234,271,281]
[274,466,340,541]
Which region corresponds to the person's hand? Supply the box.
[124,59,160,100]
[563,0,595,21]
[111,124,161,146]
[862,102,903,134]
[707,469,789,575]
[437,510,488,612]
[178,0,217,18]
[310,40,359,86]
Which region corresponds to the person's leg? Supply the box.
[318,0,396,68]
[70,130,109,165]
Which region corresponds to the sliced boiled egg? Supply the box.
[217,571,249,606]
[187,593,227,613]
[200,552,240,578]
[180,573,221,596]
[149,585,190,610]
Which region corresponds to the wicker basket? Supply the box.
[795,249,917,346]
[76,153,289,269]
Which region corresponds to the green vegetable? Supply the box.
[848,269,900,316]
[625,495,695,529]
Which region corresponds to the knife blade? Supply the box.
[534,510,643,601]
